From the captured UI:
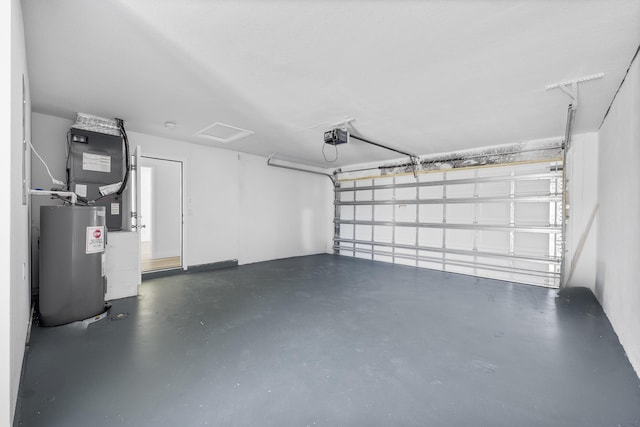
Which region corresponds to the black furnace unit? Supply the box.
[68,119,126,231]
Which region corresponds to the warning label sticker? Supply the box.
[75,183,87,198]
[86,226,105,254]
[82,152,111,173]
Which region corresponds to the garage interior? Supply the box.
[4,1,640,426]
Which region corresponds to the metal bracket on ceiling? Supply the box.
[332,117,356,130]
[545,73,604,108]
[267,154,336,183]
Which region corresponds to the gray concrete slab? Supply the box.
[14,254,640,426]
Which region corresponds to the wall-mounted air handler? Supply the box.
[67,113,131,231]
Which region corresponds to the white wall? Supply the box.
[8,0,32,424]
[29,113,73,293]
[237,154,334,265]
[564,132,599,291]
[132,131,333,266]
[596,52,640,376]
[1,2,10,424]
[30,115,333,272]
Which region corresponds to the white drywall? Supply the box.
[564,132,599,291]
[8,0,32,424]
[1,2,10,424]
[131,131,239,267]
[29,113,73,293]
[596,52,640,377]
[237,154,334,265]
[131,131,333,266]
[30,115,333,273]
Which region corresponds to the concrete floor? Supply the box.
[15,254,640,426]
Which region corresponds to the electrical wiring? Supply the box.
[29,139,65,187]
[115,118,130,196]
[65,130,72,189]
[322,141,339,163]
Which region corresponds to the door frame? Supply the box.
[139,152,188,271]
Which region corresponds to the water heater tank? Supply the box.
[39,205,108,326]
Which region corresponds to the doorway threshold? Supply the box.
[142,259,239,281]
[142,267,184,281]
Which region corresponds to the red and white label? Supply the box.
[86,226,105,254]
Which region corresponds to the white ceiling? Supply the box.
[22,0,640,168]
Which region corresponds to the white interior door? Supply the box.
[139,156,183,273]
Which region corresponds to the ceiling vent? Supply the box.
[195,122,254,144]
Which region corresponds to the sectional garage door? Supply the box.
[334,160,563,288]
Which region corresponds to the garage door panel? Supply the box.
[514,233,550,256]
[354,224,372,241]
[395,186,417,200]
[446,183,475,198]
[446,265,476,276]
[373,253,393,263]
[339,190,354,202]
[355,182,373,201]
[396,204,417,222]
[339,224,354,240]
[511,259,554,273]
[395,248,417,267]
[478,166,511,177]
[475,256,511,269]
[354,244,371,259]
[355,205,372,220]
[477,181,511,195]
[418,228,443,247]
[477,203,509,224]
[419,205,443,222]
[515,179,549,194]
[482,269,513,282]
[446,204,475,224]
[334,160,562,288]
[418,260,444,270]
[339,205,354,220]
[446,229,474,250]
[375,205,394,222]
[476,230,510,252]
[374,226,393,243]
[374,188,393,201]
[419,186,444,199]
[515,202,551,225]
[395,227,417,245]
